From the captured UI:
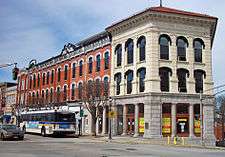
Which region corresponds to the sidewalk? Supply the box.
[79,135,225,150]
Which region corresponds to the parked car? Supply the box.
[0,124,24,140]
[216,140,225,147]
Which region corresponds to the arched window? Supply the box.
[137,67,146,92]
[159,67,172,92]
[125,70,133,94]
[125,39,134,64]
[177,37,188,61]
[51,70,54,84]
[194,38,205,63]
[115,44,122,67]
[71,84,75,100]
[36,91,39,104]
[103,77,109,96]
[64,65,68,80]
[104,52,109,70]
[79,60,83,76]
[78,82,83,99]
[33,74,36,88]
[72,63,76,78]
[194,69,206,93]
[50,88,53,103]
[32,92,35,105]
[63,85,67,101]
[177,68,189,93]
[159,34,171,60]
[28,93,31,104]
[42,73,46,85]
[57,68,61,82]
[87,80,93,98]
[88,57,93,73]
[96,54,101,72]
[95,79,101,97]
[41,90,45,104]
[114,73,122,95]
[46,89,49,103]
[56,87,60,102]
[137,36,146,61]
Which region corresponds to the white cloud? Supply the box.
[0,0,224,87]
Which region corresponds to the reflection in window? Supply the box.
[177,37,188,61]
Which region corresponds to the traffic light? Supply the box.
[12,66,19,80]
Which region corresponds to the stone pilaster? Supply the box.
[189,104,194,138]
[203,103,215,145]
[171,103,176,137]
[111,104,118,136]
[143,98,162,138]
[122,104,127,135]
[170,35,178,93]
[134,103,139,137]
[96,117,99,135]
[102,106,107,135]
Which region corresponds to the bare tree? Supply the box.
[216,95,225,141]
[79,79,109,136]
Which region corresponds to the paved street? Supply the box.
[0,134,224,157]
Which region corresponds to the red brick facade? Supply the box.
[16,32,111,108]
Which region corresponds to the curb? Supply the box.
[83,137,225,150]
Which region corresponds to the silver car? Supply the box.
[0,124,24,140]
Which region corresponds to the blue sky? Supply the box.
[0,0,224,86]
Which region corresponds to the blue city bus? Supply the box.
[20,109,76,136]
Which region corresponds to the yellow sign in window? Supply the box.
[139,118,145,133]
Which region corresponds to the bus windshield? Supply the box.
[56,112,75,122]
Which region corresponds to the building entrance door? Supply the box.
[127,117,134,135]
[176,104,189,137]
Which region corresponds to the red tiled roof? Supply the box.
[107,6,217,29]
[150,6,217,19]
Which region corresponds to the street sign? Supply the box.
[108,111,116,118]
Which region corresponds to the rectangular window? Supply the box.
[29,77,32,89]
[58,69,61,82]
[72,63,76,78]
[64,65,68,80]
[194,49,202,63]
[51,70,54,84]
[89,62,92,73]
[160,45,169,60]
[33,75,36,88]
[104,53,109,70]
[47,72,50,85]
[42,74,45,86]
[37,74,40,87]
[71,84,75,100]
[79,64,83,76]
[177,47,186,61]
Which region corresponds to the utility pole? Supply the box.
[221,102,225,141]
[160,0,163,7]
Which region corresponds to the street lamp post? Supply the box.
[108,97,112,140]
[79,102,83,136]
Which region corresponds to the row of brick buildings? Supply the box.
[14,5,224,145]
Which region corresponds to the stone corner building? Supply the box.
[17,6,218,145]
[106,6,217,145]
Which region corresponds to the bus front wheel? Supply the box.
[41,127,46,137]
